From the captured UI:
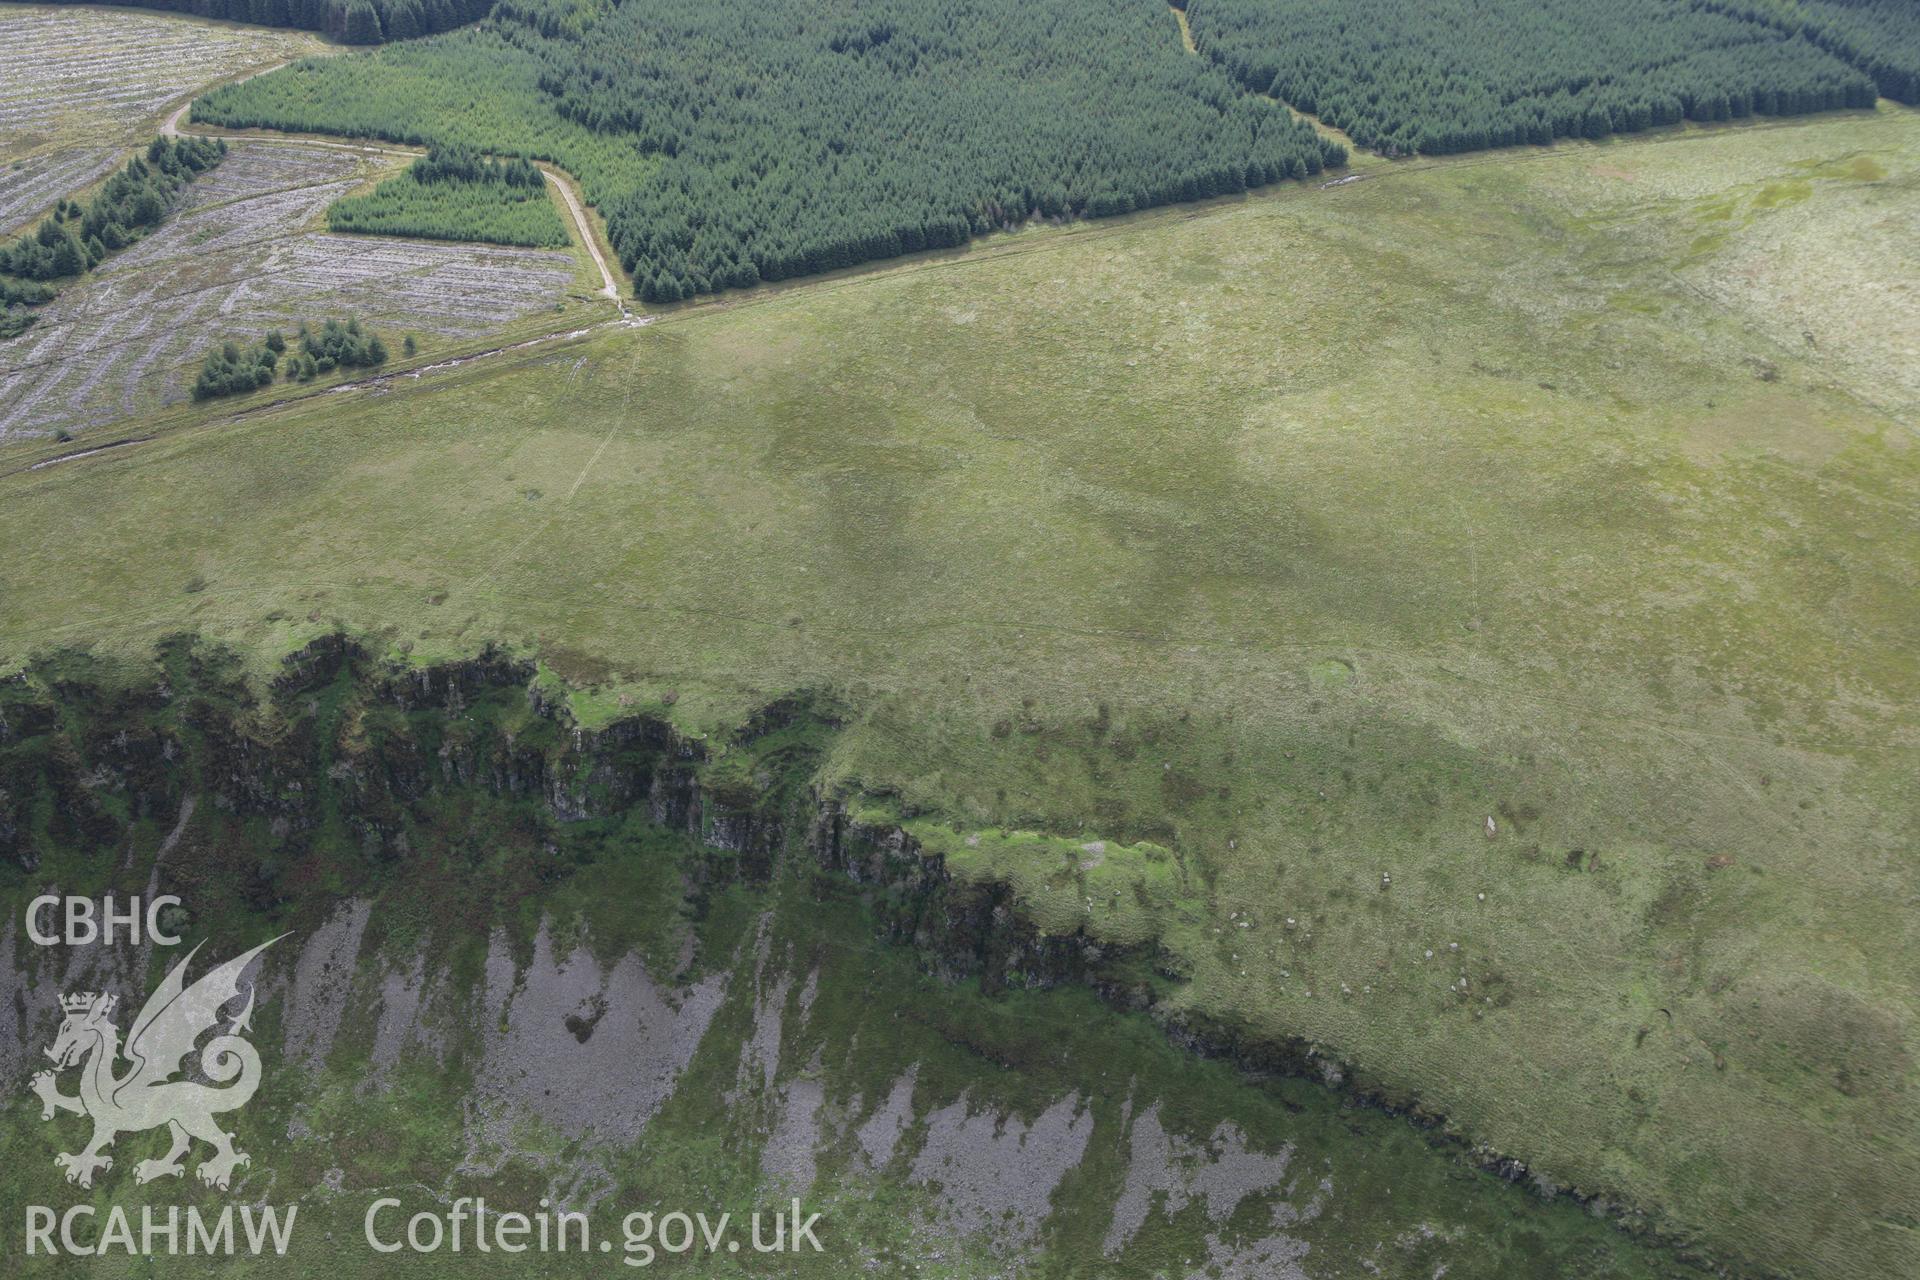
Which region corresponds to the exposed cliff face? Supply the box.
[808,800,1153,1000]
[2,636,778,896]
[0,635,1702,1275]
[0,636,1582,1133]
[6,636,1150,995]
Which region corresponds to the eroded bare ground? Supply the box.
[0,142,578,442]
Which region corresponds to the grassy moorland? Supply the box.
[1,108,1916,1279]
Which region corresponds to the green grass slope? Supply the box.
[2,111,1916,1278]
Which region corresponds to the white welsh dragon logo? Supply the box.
[29,937,281,1191]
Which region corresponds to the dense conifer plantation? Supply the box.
[296,316,388,371]
[1185,0,1910,156]
[196,0,1345,301]
[0,277,53,338]
[192,336,281,399]
[327,146,569,246]
[1709,0,1920,103]
[189,0,1919,298]
[0,279,54,309]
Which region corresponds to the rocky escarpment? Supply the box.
[0,634,1703,1272]
[1,635,777,891]
[807,801,1157,1001]
[4,636,1146,993]
[807,790,1694,1263]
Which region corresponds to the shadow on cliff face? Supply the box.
[0,634,1713,1277]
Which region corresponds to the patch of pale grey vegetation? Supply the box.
[907,1092,1095,1252]
[735,969,791,1095]
[461,923,729,1173]
[0,912,148,1086]
[279,898,371,1072]
[364,948,434,1088]
[1104,1101,1301,1255]
[854,1064,920,1169]
[1190,1229,1314,1280]
[761,1062,826,1196]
